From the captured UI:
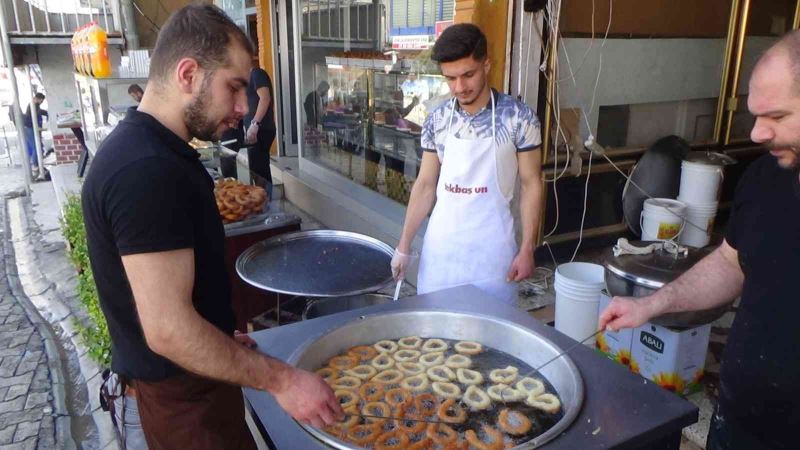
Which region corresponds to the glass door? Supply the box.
[276,0,300,156]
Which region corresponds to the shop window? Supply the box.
[299,0,454,205]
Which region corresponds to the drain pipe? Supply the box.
[119,0,140,50]
[0,1,32,195]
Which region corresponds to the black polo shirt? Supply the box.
[717,154,800,447]
[82,109,234,381]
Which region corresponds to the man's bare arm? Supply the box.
[507,149,543,281]
[599,240,743,331]
[122,248,342,426]
[652,239,743,315]
[397,151,441,253]
[253,86,271,124]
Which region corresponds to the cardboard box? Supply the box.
[630,322,710,396]
[595,291,634,367]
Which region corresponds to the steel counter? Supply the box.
[244,285,697,449]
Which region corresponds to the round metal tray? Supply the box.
[236,230,394,297]
[288,309,584,449]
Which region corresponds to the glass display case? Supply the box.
[304,58,449,205]
[74,73,147,156]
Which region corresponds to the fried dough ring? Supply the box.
[465,424,504,450]
[426,365,456,382]
[454,341,483,355]
[359,381,386,402]
[487,384,526,403]
[456,368,484,385]
[329,355,357,370]
[526,393,561,414]
[346,423,382,446]
[431,382,461,399]
[361,401,391,423]
[516,377,546,397]
[395,405,427,433]
[345,365,378,380]
[426,423,458,445]
[400,373,430,392]
[374,340,399,353]
[331,376,362,390]
[489,366,519,384]
[348,345,379,362]
[437,398,467,424]
[414,392,440,416]
[421,338,449,353]
[327,406,360,431]
[398,336,423,349]
[497,408,532,436]
[444,354,472,369]
[397,361,425,376]
[408,437,434,450]
[373,369,404,384]
[385,387,413,407]
[419,352,445,367]
[315,367,337,383]
[334,390,360,409]
[463,386,492,411]
[371,353,396,370]
[393,349,421,362]
[373,430,411,449]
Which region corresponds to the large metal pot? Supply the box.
[604,241,731,327]
[301,293,393,320]
[287,310,584,449]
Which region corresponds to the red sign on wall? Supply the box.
[435,21,454,39]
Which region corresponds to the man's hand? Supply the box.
[598,296,661,332]
[507,250,535,282]
[273,368,343,428]
[245,122,259,145]
[390,247,416,281]
[233,330,257,349]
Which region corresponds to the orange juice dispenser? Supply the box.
[87,23,111,78]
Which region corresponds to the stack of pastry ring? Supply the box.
[214,178,267,224]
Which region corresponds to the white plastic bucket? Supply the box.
[554,262,605,346]
[640,198,687,242]
[679,160,724,204]
[677,197,718,248]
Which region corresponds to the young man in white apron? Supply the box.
[391,24,543,304]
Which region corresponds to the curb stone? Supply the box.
[6,196,120,450]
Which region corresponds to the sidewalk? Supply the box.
[1,161,118,449]
[0,165,65,449]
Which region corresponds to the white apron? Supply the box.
[417,94,518,304]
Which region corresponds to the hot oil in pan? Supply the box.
[459,340,564,446]
[326,337,563,448]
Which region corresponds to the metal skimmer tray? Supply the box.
[236,230,394,297]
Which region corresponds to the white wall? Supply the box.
[557,36,777,143]
[509,8,542,109]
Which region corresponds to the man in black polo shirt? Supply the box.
[81,5,341,449]
[599,31,800,450]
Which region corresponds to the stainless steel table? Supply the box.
[243,285,698,449]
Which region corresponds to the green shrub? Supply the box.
[61,194,112,367]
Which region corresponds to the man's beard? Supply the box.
[183,73,221,141]
[767,144,800,170]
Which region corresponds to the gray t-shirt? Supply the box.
[421,89,541,155]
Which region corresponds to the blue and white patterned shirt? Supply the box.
[421,89,542,154]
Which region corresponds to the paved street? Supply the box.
[0,164,58,449]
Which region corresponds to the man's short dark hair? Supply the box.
[431,24,488,63]
[34,93,45,100]
[127,84,143,95]
[149,3,254,83]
